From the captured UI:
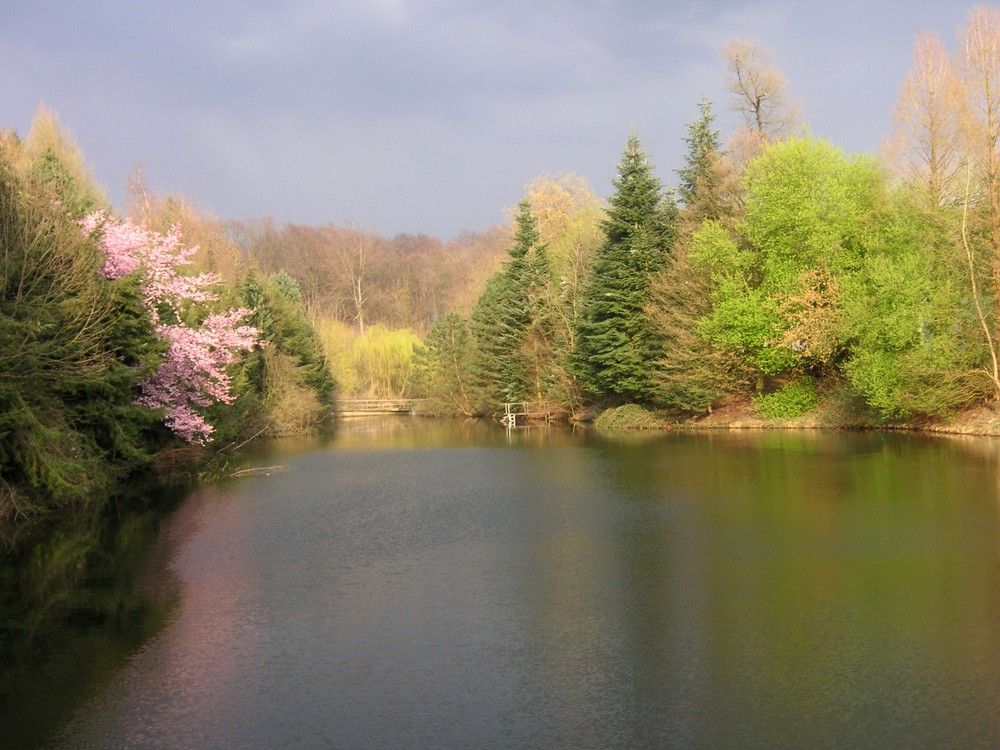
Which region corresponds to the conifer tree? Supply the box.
[0,136,160,512]
[647,98,738,414]
[23,104,107,218]
[217,272,336,439]
[470,200,551,408]
[413,312,478,415]
[573,131,677,402]
[676,96,728,224]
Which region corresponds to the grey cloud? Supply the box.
[0,0,972,237]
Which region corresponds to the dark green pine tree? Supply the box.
[675,95,727,223]
[573,130,677,402]
[262,272,336,402]
[470,200,550,409]
[0,149,162,507]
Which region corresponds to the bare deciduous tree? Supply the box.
[885,32,967,207]
[329,223,375,334]
[722,38,800,163]
[959,5,1000,292]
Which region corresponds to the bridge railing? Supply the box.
[500,401,559,427]
[334,398,429,414]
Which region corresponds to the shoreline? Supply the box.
[587,397,1000,439]
[668,401,1000,438]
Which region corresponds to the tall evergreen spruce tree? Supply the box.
[676,95,726,223]
[573,131,677,402]
[646,97,738,414]
[470,200,551,408]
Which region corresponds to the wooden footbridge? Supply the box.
[334,398,558,424]
[334,398,428,416]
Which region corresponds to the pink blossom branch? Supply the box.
[83,212,259,444]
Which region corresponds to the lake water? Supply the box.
[4,418,1000,748]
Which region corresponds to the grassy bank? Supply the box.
[591,398,1000,437]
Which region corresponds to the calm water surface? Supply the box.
[4,418,1000,748]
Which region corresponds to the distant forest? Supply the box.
[228,218,509,334]
[6,4,1000,518]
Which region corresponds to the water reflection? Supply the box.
[0,480,189,750]
[4,421,1000,748]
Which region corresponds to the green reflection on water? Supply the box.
[581,430,1000,745]
[5,421,1000,748]
[0,480,189,749]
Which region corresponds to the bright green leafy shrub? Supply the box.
[753,378,819,418]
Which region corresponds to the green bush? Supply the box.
[593,404,664,430]
[753,378,819,419]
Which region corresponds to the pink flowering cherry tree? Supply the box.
[82,212,259,444]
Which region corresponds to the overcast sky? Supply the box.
[2,0,976,238]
